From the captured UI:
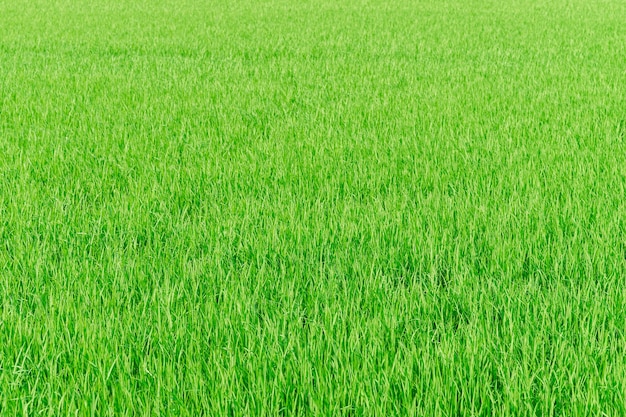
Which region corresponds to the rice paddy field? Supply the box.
[2,0,626,415]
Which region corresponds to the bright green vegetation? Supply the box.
[1,0,626,415]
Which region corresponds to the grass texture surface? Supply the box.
[2,0,626,415]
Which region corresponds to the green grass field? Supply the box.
[2,0,626,415]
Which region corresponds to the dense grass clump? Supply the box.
[2,0,626,415]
